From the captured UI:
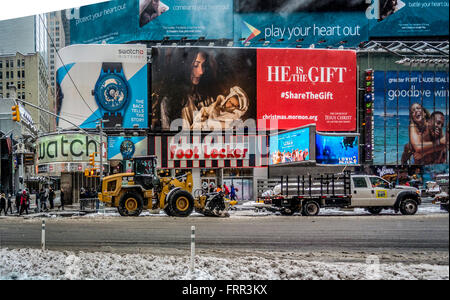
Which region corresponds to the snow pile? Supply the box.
[0,248,448,280]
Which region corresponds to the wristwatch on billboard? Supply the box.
[120,138,135,160]
[92,62,131,127]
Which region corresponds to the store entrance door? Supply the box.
[223,179,253,201]
[201,178,217,193]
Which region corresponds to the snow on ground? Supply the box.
[0,248,448,280]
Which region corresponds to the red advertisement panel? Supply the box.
[257,49,356,131]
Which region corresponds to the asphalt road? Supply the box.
[0,214,448,253]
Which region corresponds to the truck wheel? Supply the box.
[302,201,320,216]
[168,189,194,217]
[368,207,383,215]
[400,199,418,215]
[118,193,143,216]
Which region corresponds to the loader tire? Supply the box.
[118,192,143,217]
[168,189,194,217]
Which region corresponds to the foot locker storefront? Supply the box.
[148,134,268,201]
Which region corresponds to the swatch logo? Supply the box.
[242,21,261,44]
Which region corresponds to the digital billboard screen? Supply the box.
[257,48,357,131]
[269,126,313,165]
[107,136,148,160]
[315,134,359,165]
[373,71,449,165]
[151,47,357,132]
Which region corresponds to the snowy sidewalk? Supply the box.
[0,248,448,280]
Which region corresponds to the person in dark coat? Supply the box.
[48,187,55,209]
[0,192,6,215]
[15,191,21,214]
[58,188,65,211]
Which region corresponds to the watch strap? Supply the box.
[102,62,123,73]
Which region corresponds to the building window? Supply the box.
[22,81,25,89]
[22,92,25,99]
[0,72,2,79]
[10,60,13,68]
[22,70,25,78]
[0,61,2,68]
[17,59,20,66]
[22,59,25,67]
[6,61,9,68]
[18,82,21,89]
[18,71,21,78]
[6,72,9,79]
[10,71,13,79]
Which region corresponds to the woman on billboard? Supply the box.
[152,47,255,130]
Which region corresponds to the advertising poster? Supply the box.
[257,48,357,131]
[56,44,148,129]
[370,0,449,37]
[316,134,359,165]
[70,0,233,44]
[234,12,369,48]
[269,127,312,165]
[151,47,257,131]
[107,136,148,160]
[37,133,107,165]
[373,71,449,165]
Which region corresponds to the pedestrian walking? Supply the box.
[6,192,13,214]
[19,190,29,215]
[15,190,21,214]
[39,188,47,211]
[58,188,65,211]
[230,184,237,201]
[48,187,55,209]
[0,192,7,215]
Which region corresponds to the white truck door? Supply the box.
[351,176,373,206]
[368,176,396,206]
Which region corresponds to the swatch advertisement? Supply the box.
[373,71,449,165]
[107,136,148,160]
[269,126,313,165]
[56,44,148,129]
[70,0,233,44]
[257,48,357,131]
[369,0,449,37]
[315,134,359,165]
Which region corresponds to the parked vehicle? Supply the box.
[258,171,421,216]
[432,174,449,212]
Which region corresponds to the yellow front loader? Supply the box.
[98,156,232,217]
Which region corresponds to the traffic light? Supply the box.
[11,105,21,122]
[89,152,97,166]
[84,169,90,177]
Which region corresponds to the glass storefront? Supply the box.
[223,168,253,201]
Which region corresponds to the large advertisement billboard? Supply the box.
[315,133,359,165]
[151,47,257,130]
[373,71,449,165]
[107,136,148,160]
[151,47,357,132]
[70,0,233,44]
[269,126,314,165]
[257,48,357,131]
[369,0,449,37]
[56,44,148,129]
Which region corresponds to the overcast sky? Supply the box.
[0,0,109,21]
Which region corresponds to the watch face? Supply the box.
[120,140,135,160]
[95,74,129,112]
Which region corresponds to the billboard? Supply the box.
[151,47,257,130]
[369,0,449,37]
[315,133,359,165]
[56,44,148,129]
[37,133,107,165]
[151,47,357,132]
[107,136,148,160]
[70,0,233,44]
[234,12,369,48]
[373,71,449,165]
[257,48,357,131]
[269,125,314,165]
